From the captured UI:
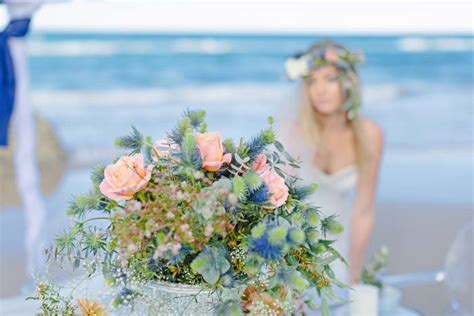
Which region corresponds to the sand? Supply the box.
[368,202,472,315]
[0,115,66,207]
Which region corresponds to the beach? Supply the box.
[0,32,472,314]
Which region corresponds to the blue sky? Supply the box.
[0,0,472,34]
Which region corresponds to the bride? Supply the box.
[280,40,384,285]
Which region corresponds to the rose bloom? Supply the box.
[261,170,289,208]
[99,153,153,201]
[252,153,269,174]
[195,131,232,172]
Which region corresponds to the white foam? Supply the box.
[32,84,290,107]
[397,37,474,52]
[172,38,232,54]
[27,38,234,56]
[32,82,414,109]
[28,40,158,56]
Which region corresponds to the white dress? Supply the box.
[300,159,358,283]
[277,123,358,283]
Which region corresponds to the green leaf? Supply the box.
[73,257,80,269]
[274,140,285,153]
[190,246,230,285]
[321,296,330,316]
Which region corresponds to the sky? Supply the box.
[0,0,472,34]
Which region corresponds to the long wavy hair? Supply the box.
[294,40,372,171]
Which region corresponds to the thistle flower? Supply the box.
[249,235,283,261]
[247,185,269,204]
[114,125,143,154]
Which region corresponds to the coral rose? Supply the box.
[252,153,269,174]
[195,131,232,172]
[99,153,153,201]
[261,170,289,208]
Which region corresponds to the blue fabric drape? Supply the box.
[0,18,31,146]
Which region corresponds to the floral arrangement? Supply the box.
[284,40,364,120]
[32,110,346,315]
[360,246,389,290]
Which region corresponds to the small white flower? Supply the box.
[284,54,311,80]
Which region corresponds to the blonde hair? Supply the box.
[295,73,372,172]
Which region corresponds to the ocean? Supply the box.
[24,33,474,207]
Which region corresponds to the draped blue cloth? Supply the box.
[0,18,31,146]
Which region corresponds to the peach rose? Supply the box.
[195,131,232,172]
[152,139,180,161]
[261,170,289,208]
[252,153,269,174]
[324,48,339,63]
[99,153,153,201]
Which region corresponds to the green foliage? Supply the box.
[90,164,105,189]
[184,109,206,128]
[114,125,143,153]
[223,138,235,154]
[322,215,344,236]
[290,183,319,201]
[268,226,288,245]
[27,282,77,316]
[251,223,266,239]
[228,153,250,177]
[190,246,230,284]
[306,209,320,227]
[242,171,262,193]
[170,109,206,144]
[181,129,198,165]
[287,270,310,292]
[66,192,102,217]
[361,246,389,289]
[216,300,244,316]
[289,228,305,244]
[232,176,248,201]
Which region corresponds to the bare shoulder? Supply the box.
[359,117,384,153]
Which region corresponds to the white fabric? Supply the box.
[300,158,358,283]
[298,153,358,315]
[6,0,44,19]
[278,124,358,282]
[6,0,45,277]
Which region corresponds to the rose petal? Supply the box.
[202,161,224,172]
[223,153,232,164]
[99,179,132,201]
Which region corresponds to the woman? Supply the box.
[281,40,384,285]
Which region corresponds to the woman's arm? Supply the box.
[348,121,384,285]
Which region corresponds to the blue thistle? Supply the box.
[289,183,318,201]
[114,126,143,154]
[249,235,283,261]
[148,255,164,272]
[245,130,273,160]
[193,147,202,169]
[247,185,269,204]
[119,288,133,298]
[164,246,190,265]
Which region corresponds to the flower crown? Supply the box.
[285,41,365,120]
